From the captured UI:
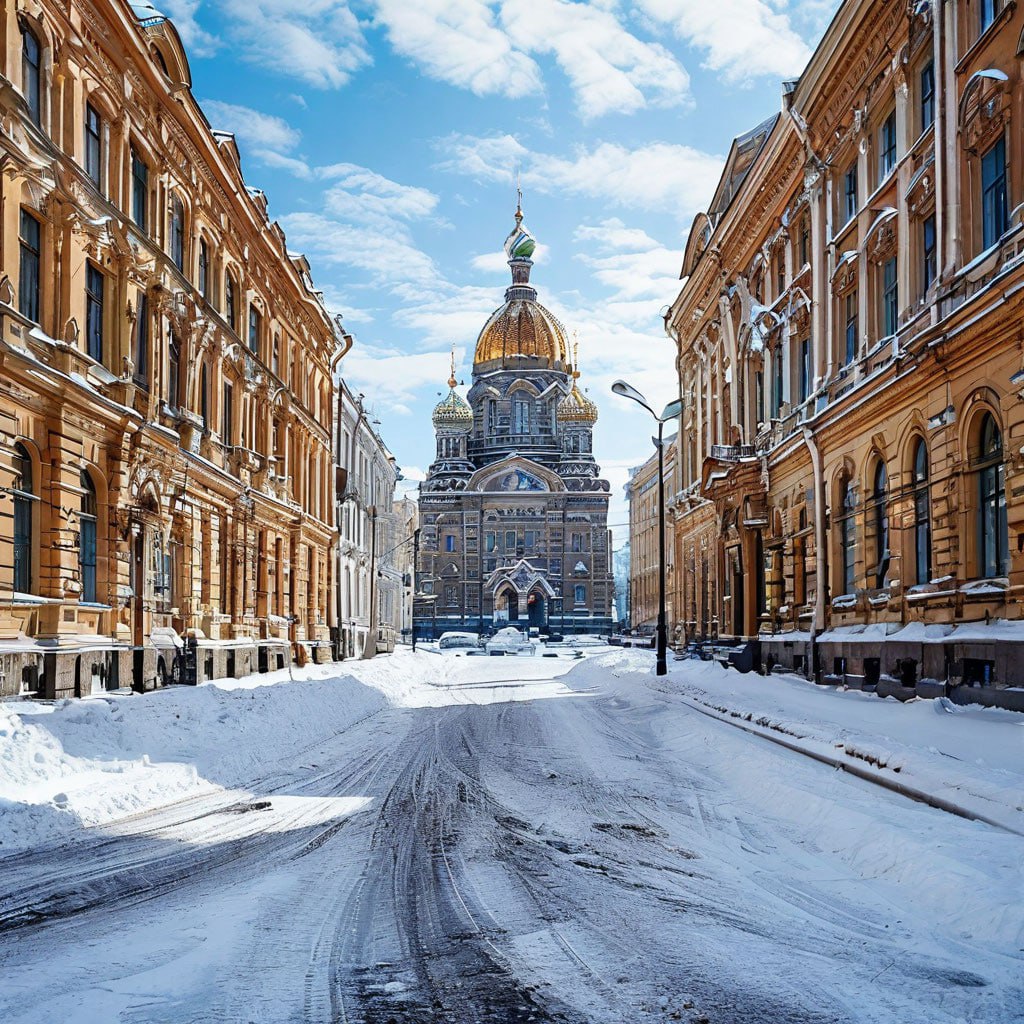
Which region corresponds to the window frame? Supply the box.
[844,290,858,365]
[912,438,932,586]
[871,461,890,589]
[843,163,858,223]
[131,147,149,232]
[18,209,41,324]
[198,237,209,299]
[248,304,262,354]
[980,134,1007,251]
[12,443,36,595]
[170,197,185,272]
[85,262,104,363]
[919,60,935,134]
[134,291,149,388]
[977,413,1008,578]
[22,24,42,129]
[878,111,897,182]
[881,256,898,338]
[921,213,937,293]
[79,471,98,604]
[840,480,857,595]
[168,332,181,409]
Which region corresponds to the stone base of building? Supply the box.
[760,626,1024,712]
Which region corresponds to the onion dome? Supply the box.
[557,381,598,425]
[432,352,473,429]
[474,199,568,370]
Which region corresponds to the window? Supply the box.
[981,135,1007,250]
[879,111,897,181]
[444,534,456,553]
[444,585,458,607]
[170,197,184,272]
[86,263,104,363]
[843,163,858,222]
[22,25,41,128]
[840,481,856,595]
[980,0,1000,32]
[199,364,209,428]
[755,369,764,425]
[485,532,496,552]
[486,400,498,434]
[882,256,898,337]
[222,381,234,443]
[168,333,181,408]
[134,292,149,386]
[524,530,537,550]
[272,335,280,375]
[871,461,889,588]
[977,413,1008,578]
[799,217,810,268]
[799,337,811,403]
[131,148,148,232]
[80,471,97,603]
[920,61,935,133]
[198,238,209,299]
[19,209,40,323]
[844,291,858,365]
[772,347,784,416]
[513,396,531,434]
[570,532,583,553]
[776,256,785,296]
[13,443,35,594]
[225,274,237,331]
[574,584,586,605]
[248,305,261,354]
[505,530,516,550]
[912,439,931,586]
[921,214,937,292]
[85,104,102,186]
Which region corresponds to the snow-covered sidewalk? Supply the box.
[644,656,1024,835]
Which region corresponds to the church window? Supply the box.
[513,397,531,434]
[504,530,515,550]
[487,400,498,433]
[445,585,458,607]
[574,584,586,605]
[570,533,583,552]
[550,558,562,576]
[444,534,456,552]
[485,532,495,552]
[524,531,537,550]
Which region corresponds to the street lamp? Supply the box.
[612,380,683,677]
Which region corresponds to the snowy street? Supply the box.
[0,649,1021,1024]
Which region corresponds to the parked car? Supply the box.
[485,627,536,656]
[438,631,481,651]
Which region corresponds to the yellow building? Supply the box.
[0,1,341,697]
[666,0,1024,707]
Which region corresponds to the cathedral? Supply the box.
[415,205,613,638]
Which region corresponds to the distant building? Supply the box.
[625,438,676,639]
[393,496,419,640]
[612,543,630,628]
[415,204,614,638]
[334,381,399,658]
[666,0,1024,704]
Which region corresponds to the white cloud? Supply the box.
[201,100,301,152]
[371,0,689,117]
[635,0,812,81]
[340,344,461,415]
[372,0,543,98]
[159,0,219,56]
[220,0,370,89]
[499,0,690,118]
[319,165,441,227]
[439,134,723,220]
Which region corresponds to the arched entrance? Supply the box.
[505,589,519,622]
[527,589,546,629]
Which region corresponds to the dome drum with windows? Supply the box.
[473,205,569,371]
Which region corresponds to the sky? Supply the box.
[165,0,840,543]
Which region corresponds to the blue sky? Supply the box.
[165,0,838,541]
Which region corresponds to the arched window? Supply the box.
[22,24,42,128]
[871,461,889,588]
[912,439,931,585]
[170,197,185,272]
[12,443,35,594]
[977,413,1008,577]
[839,478,857,595]
[198,238,209,298]
[80,471,97,603]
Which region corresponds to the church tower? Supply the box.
[416,203,613,639]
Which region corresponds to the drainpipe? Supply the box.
[802,425,828,681]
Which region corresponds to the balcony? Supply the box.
[710,444,756,462]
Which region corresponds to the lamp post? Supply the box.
[611,380,682,677]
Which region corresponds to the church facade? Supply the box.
[415,208,613,638]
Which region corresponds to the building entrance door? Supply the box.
[527,591,546,629]
[506,591,519,622]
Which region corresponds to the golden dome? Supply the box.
[473,298,569,368]
[432,388,473,429]
[557,381,598,425]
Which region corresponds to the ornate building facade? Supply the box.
[334,378,400,659]
[665,0,1024,705]
[0,1,340,698]
[415,207,613,638]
